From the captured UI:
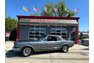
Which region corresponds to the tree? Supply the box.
[5,16,17,31]
[41,0,75,17]
[41,3,54,16]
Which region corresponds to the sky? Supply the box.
[5,0,89,31]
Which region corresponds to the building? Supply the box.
[16,16,79,44]
[5,31,10,41]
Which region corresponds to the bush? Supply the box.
[79,35,89,40]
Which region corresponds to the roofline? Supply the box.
[17,15,80,20]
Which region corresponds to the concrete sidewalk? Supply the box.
[5,41,89,63]
[5,41,14,51]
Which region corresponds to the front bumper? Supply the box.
[12,47,21,52]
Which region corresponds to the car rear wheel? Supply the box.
[22,47,33,57]
[61,45,69,53]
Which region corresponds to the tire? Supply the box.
[21,47,33,57]
[61,45,69,53]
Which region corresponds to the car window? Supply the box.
[39,35,46,41]
[46,36,57,41]
[57,37,61,41]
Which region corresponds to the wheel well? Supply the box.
[62,44,69,48]
[21,46,34,52]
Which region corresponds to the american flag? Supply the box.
[54,7,58,13]
[33,6,38,12]
[44,7,47,12]
[22,6,30,13]
[65,8,68,12]
[75,8,78,14]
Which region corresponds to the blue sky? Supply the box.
[5,0,89,31]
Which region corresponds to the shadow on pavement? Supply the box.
[80,48,89,50]
[5,50,22,57]
[33,51,61,55]
[5,50,61,57]
[80,44,89,47]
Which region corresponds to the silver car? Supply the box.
[13,35,74,57]
[81,38,89,46]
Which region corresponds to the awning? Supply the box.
[57,20,78,24]
[19,18,78,25]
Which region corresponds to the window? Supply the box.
[57,37,61,41]
[29,26,46,41]
[46,36,57,41]
[50,26,67,39]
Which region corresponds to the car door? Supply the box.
[45,36,62,51]
[28,37,47,52]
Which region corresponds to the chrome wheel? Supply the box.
[22,47,32,57]
[62,45,68,53]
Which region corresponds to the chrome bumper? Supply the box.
[13,47,21,52]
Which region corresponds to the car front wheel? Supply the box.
[21,47,33,57]
[61,45,69,53]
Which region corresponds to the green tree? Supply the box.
[41,3,54,16]
[5,16,17,31]
[41,0,75,17]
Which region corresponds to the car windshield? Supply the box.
[62,38,65,40]
[39,36,46,41]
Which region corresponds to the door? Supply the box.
[44,36,62,51]
[28,41,47,52]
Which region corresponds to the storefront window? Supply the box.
[50,26,67,39]
[29,26,46,41]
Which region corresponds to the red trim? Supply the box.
[76,25,79,44]
[17,15,79,21]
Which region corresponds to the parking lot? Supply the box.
[5,41,89,63]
